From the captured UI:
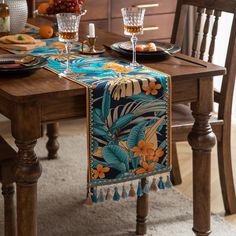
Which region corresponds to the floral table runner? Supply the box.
[47,54,172,187]
[8,24,172,201]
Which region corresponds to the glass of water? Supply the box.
[56,13,81,76]
[121,7,145,68]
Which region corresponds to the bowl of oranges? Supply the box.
[35,0,87,32]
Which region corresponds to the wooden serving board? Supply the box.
[0,40,46,51]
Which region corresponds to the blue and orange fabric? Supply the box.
[9,24,172,189]
[47,54,172,187]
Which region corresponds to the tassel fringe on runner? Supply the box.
[84,176,173,205]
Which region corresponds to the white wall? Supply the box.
[213,12,236,120]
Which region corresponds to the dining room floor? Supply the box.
[0,117,236,227]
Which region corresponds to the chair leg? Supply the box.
[217,129,236,215]
[2,183,17,236]
[170,143,182,185]
[136,178,149,235]
[46,122,59,160]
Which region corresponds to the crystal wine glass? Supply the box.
[56,13,81,76]
[121,7,145,68]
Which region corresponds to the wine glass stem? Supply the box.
[65,42,72,73]
[131,34,137,65]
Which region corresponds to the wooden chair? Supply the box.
[0,136,17,236]
[26,0,35,18]
[170,0,236,215]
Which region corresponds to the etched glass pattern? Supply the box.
[121,7,145,68]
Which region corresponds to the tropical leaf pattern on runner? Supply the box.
[15,28,171,186]
[13,26,172,187]
[46,56,172,186]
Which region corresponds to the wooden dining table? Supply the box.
[0,18,226,236]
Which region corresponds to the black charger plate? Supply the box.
[0,54,47,74]
[111,41,181,60]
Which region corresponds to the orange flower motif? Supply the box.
[146,153,154,161]
[142,82,162,95]
[131,140,154,158]
[152,148,164,162]
[91,83,97,89]
[103,62,131,73]
[50,42,66,50]
[136,161,155,174]
[145,149,156,161]
[92,164,110,179]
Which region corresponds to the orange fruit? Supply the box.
[48,0,54,6]
[39,25,54,39]
[38,3,50,14]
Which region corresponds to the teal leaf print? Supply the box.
[159,140,166,149]
[110,113,134,134]
[94,127,112,141]
[109,140,119,145]
[103,145,129,172]
[157,111,165,117]
[129,93,156,101]
[109,163,127,172]
[115,173,125,179]
[93,140,99,152]
[159,76,167,91]
[157,119,166,131]
[93,108,104,126]
[117,134,129,141]
[127,121,146,148]
[131,155,139,169]
[102,86,111,120]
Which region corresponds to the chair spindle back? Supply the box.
[171,0,236,122]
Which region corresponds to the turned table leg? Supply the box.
[11,102,42,236]
[136,178,149,235]
[15,140,42,236]
[2,183,16,236]
[188,79,216,236]
[46,123,59,160]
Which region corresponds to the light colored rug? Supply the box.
[1,132,236,236]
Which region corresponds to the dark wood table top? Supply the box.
[0,18,226,103]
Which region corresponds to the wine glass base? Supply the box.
[59,70,74,78]
[63,69,74,75]
[126,62,143,69]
